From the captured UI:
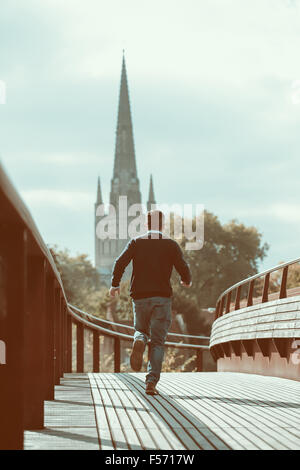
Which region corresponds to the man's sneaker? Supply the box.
[145,382,159,395]
[130,339,145,371]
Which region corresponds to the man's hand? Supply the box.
[109,286,120,297]
[180,280,192,288]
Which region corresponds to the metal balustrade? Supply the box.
[67,304,209,375]
[210,257,300,380]
[215,257,300,320]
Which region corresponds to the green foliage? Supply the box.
[170,211,268,335]
[176,211,268,307]
[286,262,300,288]
[49,245,106,316]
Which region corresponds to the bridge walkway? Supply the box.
[24,372,300,451]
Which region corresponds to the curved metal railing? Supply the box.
[69,303,210,341]
[215,256,300,319]
[67,303,210,373]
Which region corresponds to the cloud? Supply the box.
[21,189,93,210]
[1,0,300,271]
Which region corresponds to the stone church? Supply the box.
[94,54,156,285]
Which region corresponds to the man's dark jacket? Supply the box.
[111,231,192,299]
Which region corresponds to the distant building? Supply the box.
[95,53,156,285]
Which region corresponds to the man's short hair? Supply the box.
[147,210,165,231]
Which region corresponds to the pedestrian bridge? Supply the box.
[0,163,299,450]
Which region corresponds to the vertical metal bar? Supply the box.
[262,273,270,303]
[45,274,55,400]
[24,255,46,429]
[247,280,254,307]
[279,266,288,299]
[66,312,72,373]
[76,322,84,373]
[62,305,67,373]
[93,331,100,373]
[219,296,225,317]
[196,349,203,372]
[225,291,231,313]
[235,286,241,310]
[0,226,27,450]
[59,297,65,378]
[114,337,121,373]
[54,288,62,385]
[215,301,220,320]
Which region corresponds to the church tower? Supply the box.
[95,53,147,285]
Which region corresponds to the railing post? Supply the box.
[279,266,288,299]
[93,331,100,373]
[24,255,46,429]
[45,273,55,400]
[219,297,225,317]
[262,273,270,303]
[114,337,121,373]
[215,301,220,320]
[225,291,231,314]
[0,226,27,450]
[196,349,203,372]
[65,313,72,373]
[235,286,241,310]
[247,280,254,307]
[62,305,67,373]
[59,297,65,378]
[76,323,84,373]
[54,287,62,384]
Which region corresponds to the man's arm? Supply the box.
[110,239,135,292]
[173,242,192,287]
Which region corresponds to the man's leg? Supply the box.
[130,298,151,371]
[146,297,172,389]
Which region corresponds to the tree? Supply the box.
[49,245,107,316]
[168,211,268,336]
[176,211,269,309]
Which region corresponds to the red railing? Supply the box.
[0,162,71,449]
[68,304,209,374]
[215,257,300,320]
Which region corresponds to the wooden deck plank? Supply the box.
[100,373,185,450]
[88,373,114,450]
[125,374,216,450]
[190,375,300,449]
[24,374,100,450]
[104,374,159,450]
[162,373,300,450]
[166,377,275,450]
[118,374,193,450]
[93,375,129,450]
[24,371,300,451]
[95,374,142,450]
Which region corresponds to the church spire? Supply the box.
[147,174,156,211]
[96,176,103,204]
[112,52,137,179]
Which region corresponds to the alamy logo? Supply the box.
[95,198,204,250]
[0,340,6,365]
[0,80,6,104]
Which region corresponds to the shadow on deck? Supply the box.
[24,372,300,451]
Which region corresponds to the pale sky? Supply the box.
[1,0,300,270]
